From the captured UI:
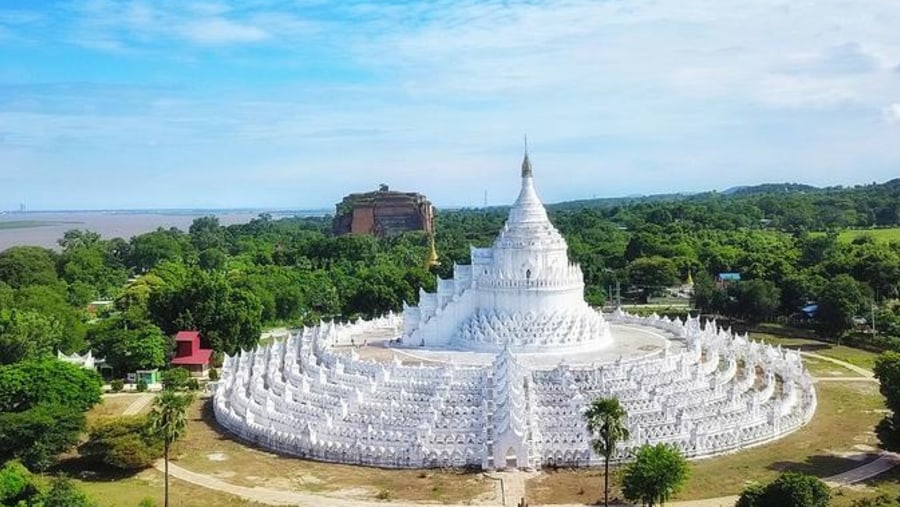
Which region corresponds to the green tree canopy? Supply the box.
[736,472,830,507]
[86,315,170,375]
[0,246,59,289]
[0,358,101,413]
[621,443,689,507]
[79,415,163,470]
[0,309,63,365]
[816,273,870,338]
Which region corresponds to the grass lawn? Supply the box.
[171,397,494,504]
[70,467,265,507]
[527,381,885,505]
[88,394,151,424]
[750,332,879,371]
[837,228,900,244]
[802,356,864,377]
[830,466,900,506]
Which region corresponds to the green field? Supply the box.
[836,228,900,244]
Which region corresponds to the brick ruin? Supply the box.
[332,185,434,237]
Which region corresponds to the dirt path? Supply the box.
[801,352,875,379]
[151,353,892,507]
[122,393,155,416]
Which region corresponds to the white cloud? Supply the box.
[179,17,269,45]
[884,103,900,125]
[5,0,900,208]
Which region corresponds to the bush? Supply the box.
[110,379,124,392]
[186,378,200,391]
[79,416,163,470]
[0,403,86,471]
[39,474,97,507]
[0,460,38,504]
[208,368,219,381]
[161,368,190,391]
[136,379,148,392]
[738,472,830,507]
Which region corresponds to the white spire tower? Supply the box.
[401,148,611,352]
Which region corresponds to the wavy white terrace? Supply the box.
[214,154,816,471]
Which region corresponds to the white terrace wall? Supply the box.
[214,311,816,470]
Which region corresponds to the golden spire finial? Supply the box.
[426,235,440,267]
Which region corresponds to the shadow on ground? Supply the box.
[767,453,880,477]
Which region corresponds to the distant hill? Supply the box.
[549,192,697,211]
[721,183,821,197]
[550,182,851,209]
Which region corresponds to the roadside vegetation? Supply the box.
[2,178,900,504]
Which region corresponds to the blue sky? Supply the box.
[1,0,899,210]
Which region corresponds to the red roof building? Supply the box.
[171,331,213,377]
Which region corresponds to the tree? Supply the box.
[87,316,169,375]
[731,279,781,323]
[0,358,102,413]
[149,390,194,507]
[148,270,262,355]
[816,274,870,340]
[38,474,97,507]
[13,284,87,354]
[0,309,63,365]
[0,246,59,288]
[874,352,900,450]
[0,359,101,471]
[0,403,87,471]
[627,256,680,296]
[58,229,102,251]
[59,241,127,301]
[736,472,830,507]
[129,228,192,273]
[188,216,225,252]
[161,368,191,391]
[584,397,630,507]
[0,460,38,505]
[79,415,163,470]
[621,443,689,507]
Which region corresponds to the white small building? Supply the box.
[57,349,106,371]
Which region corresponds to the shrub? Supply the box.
[79,415,163,470]
[186,378,200,391]
[161,368,190,391]
[738,472,830,507]
[136,379,148,392]
[0,460,38,504]
[110,379,124,392]
[208,368,219,381]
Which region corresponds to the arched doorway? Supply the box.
[505,446,518,469]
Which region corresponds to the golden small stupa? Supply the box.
[426,235,440,268]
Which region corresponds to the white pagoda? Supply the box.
[402,153,611,351]
[214,152,816,472]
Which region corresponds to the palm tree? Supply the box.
[584,397,630,507]
[149,389,193,507]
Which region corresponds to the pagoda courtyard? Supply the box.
[214,154,816,471]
